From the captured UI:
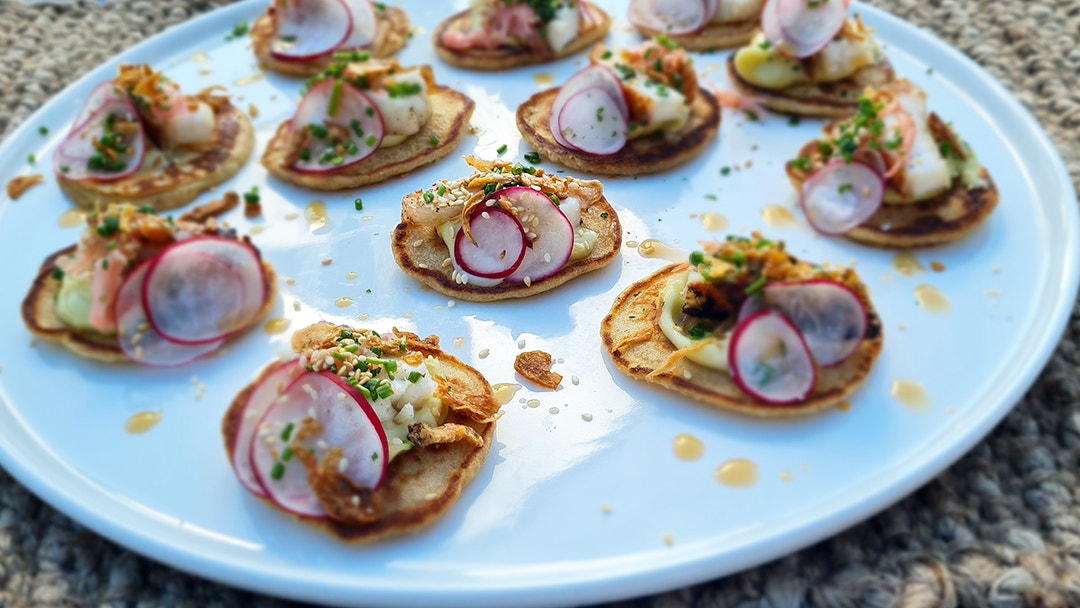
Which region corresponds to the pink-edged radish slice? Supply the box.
[455,203,528,279]
[556,87,629,156]
[270,0,352,62]
[549,64,629,150]
[250,371,389,518]
[53,98,146,182]
[289,79,384,173]
[231,359,306,497]
[800,159,884,235]
[338,0,377,49]
[851,147,888,176]
[496,187,575,285]
[761,0,785,51]
[72,81,125,130]
[581,1,599,26]
[629,0,710,36]
[143,236,267,345]
[775,0,848,58]
[738,279,868,367]
[114,260,224,366]
[728,309,816,405]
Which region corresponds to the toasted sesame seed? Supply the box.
[351,495,360,507]
[478,349,490,359]
[338,457,349,473]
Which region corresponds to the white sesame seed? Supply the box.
[337,392,347,401]
[523,276,532,287]
[338,457,349,473]
[130,332,142,346]
[478,349,490,359]
[481,211,490,219]
[571,375,580,385]
[134,346,144,359]
[317,440,329,450]
[350,495,360,507]
[543,253,551,263]
[412,239,423,247]
[307,407,317,418]
[447,300,456,309]
[517,339,526,349]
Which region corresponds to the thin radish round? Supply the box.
[738,280,868,367]
[556,87,628,156]
[53,98,146,182]
[495,187,576,285]
[114,261,224,366]
[800,159,884,235]
[143,237,267,345]
[581,1,599,26]
[270,0,352,62]
[231,359,306,498]
[728,309,816,405]
[250,371,389,518]
[851,147,888,176]
[629,0,710,36]
[289,79,384,173]
[455,204,527,279]
[72,81,125,129]
[761,0,784,50]
[775,0,848,58]
[338,0,377,50]
[549,64,629,151]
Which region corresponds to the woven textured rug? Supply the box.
[2,1,1079,606]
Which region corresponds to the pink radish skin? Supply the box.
[738,279,868,367]
[114,261,224,366]
[800,159,884,235]
[53,98,146,182]
[851,147,888,176]
[629,0,710,36]
[231,359,306,498]
[774,0,848,58]
[270,0,352,62]
[728,309,817,405]
[555,87,628,156]
[548,65,629,151]
[289,79,384,173]
[496,187,576,285]
[455,204,528,279]
[72,81,125,129]
[142,237,267,346]
[338,0,377,50]
[250,371,389,518]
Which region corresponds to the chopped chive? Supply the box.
[429,135,440,145]
[281,446,294,461]
[524,151,541,164]
[280,422,295,442]
[496,144,508,156]
[407,371,423,383]
[744,276,768,296]
[51,267,64,280]
[270,461,285,480]
[354,197,363,211]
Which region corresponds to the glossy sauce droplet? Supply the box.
[892,252,926,276]
[638,239,687,263]
[58,209,86,229]
[526,399,541,409]
[345,271,359,280]
[125,411,163,435]
[672,434,705,461]
[492,383,522,405]
[306,200,329,232]
[914,284,951,314]
[700,212,728,231]
[263,317,290,335]
[891,379,930,411]
[335,297,353,308]
[625,240,639,249]
[761,205,797,228]
[715,458,759,488]
[533,72,556,87]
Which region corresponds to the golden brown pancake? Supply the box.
[22,244,276,364]
[222,322,499,543]
[57,102,254,212]
[516,88,721,176]
[250,6,410,77]
[785,119,999,249]
[633,16,758,51]
[727,54,896,118]
[602,262,884,417]
[391,188,622,302]
[433,2,611,70]
[261,87,474,190]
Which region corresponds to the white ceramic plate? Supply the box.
[0,2,1076,606]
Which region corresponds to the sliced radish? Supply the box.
[851,147,888,175]
[455,204,528,279]
[496,187,576,285]
[556,87,628,156]
[289,79,384,173]
[250,371,389,518]
[143,237,267,345]
[581,1,599,26]
[629,0,710,36]
[114,261,224,366]
[53,97,146,182]
[800,159,884,235]
[72,81,125,129]
[761,0,784,51]
[270,0,352,62]
[728,309,816,405]
[738,280,868,367]
[549,64,629,151]
[338,0,377,50]
[774,0,848,58]
[231,359,306,498]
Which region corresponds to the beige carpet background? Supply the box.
[1,1,1079,606]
